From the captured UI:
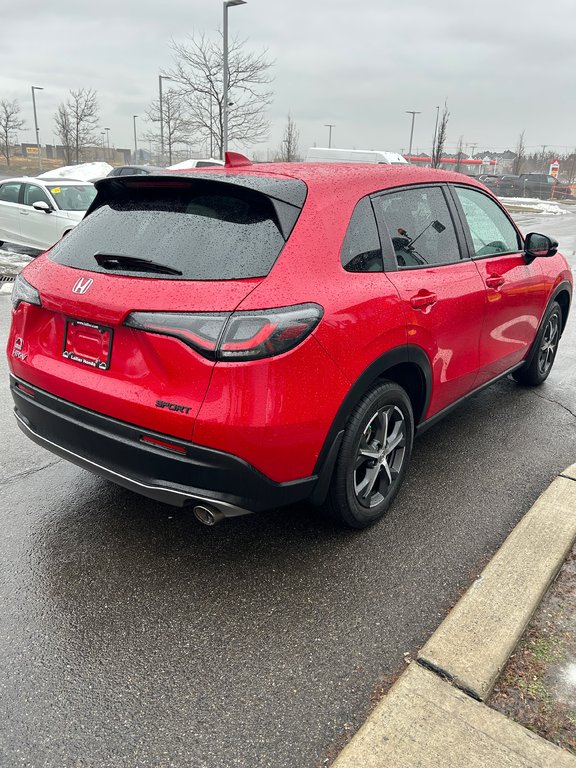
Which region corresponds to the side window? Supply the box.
[340,197,383,273]
[0,182,22,203]
[375,186,461,268]
[455,187,520,257]
[23,184,51,207]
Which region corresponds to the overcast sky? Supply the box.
[2,0,575,159]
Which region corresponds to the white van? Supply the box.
[305,147,408,165]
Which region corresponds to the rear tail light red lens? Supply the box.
[125,303,323,361]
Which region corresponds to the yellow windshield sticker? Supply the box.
[50,187,61,194]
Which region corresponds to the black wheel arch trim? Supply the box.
[549,280,572,330]
[311,345,432,504]
[521,281,572,371]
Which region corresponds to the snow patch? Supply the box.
[499,197,570,215]
[37,162,112,182]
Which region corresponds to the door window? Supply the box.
[455,187,521,257]
[0,182,22,203]
[340,197,383,272]
[374,186,461,268]
[23,184,51,207]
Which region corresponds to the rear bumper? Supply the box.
[10,375,318,514]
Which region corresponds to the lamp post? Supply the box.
[133,115,138,163]
[31,86,43,171]
[104,127,111,163]
[101,131,106,158]
[158,75,174,164]
[406,110,421,162]
[432,105,440,165]
[222,0,247,159]
[324,124,335,148]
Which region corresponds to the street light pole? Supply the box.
[31,85,44,171]
[133,115,138,163]
[222,0,247,159]
[406,110,421,161]
[324,124,335,148]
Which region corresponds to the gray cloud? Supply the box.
[1,0,575,159]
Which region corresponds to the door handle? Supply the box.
[19,210,30,216]
[410,291,437,310]
[486,274,505,289]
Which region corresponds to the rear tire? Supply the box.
[325,381,414,529]
[513,302,562,386]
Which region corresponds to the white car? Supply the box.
[0,177,97,252]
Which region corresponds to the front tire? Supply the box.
[513,301,562,386]
[326,381,414,529]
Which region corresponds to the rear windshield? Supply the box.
[48,180,300,280]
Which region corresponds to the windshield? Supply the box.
[48,185,97,211]
[48,181,301,280]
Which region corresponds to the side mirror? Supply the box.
[32,200,53,214]
[524,232,558,260]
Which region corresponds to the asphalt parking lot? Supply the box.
[0,207,575,767]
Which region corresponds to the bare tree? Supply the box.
[167,31,273,158]
[567,150,576,184]
[431,102,449,169]
[277,113,300,161]
[0,99,26,166]
[144,90,193,165]
[512,130,526,175]
[54,88,99,164]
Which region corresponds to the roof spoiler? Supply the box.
[224,151,252,168]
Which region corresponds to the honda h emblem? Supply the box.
[72,277,94,295]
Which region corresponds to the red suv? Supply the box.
[7,156,573,528]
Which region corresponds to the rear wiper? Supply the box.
[94,253,183,276]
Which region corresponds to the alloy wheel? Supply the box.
[353,405,407,509]
[537,313,560,376]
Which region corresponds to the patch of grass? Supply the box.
[502,204,543,213]
[526,678,552,706]
[530,637,562,664]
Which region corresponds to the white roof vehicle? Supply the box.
[305,147,408,164]
[0,177,97,252]
[168,158,225,170]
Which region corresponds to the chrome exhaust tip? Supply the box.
[193,504,226,526]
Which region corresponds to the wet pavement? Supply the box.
[0,207,575,767]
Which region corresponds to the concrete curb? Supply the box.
[333,465,576,767]
[418,473,576,701]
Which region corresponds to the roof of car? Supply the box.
[167,162,487,197]
[0,176,93,186]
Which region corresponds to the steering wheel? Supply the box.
[475,240,508,257]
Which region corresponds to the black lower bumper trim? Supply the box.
[10,376,317,512]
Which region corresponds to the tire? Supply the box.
[325,381,414,529]
[513,302,562,387]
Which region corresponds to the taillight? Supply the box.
[11,274,41,310]
[124,303,323,361]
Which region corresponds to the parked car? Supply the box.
[168,158,225,169]
[7,158,572,529]
[517,174,573,200]
[106,165,165,177]
[494,175,522,196]
[305,147,408,164]
[0,177,96,252]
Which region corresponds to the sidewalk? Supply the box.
[333,464,576,767]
